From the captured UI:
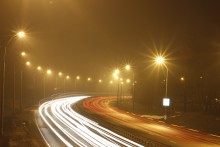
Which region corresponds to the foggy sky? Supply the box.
[1,0,220,77]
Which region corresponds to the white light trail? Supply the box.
[39,96,143,147]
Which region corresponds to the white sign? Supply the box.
[163,98,170,106]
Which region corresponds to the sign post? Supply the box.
[163,98,170,120]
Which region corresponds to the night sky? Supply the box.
[1,0,220,77]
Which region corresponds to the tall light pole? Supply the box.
[44,69,52,98]
[156,56,169,120]
[1,31,25,136]
[125,64,136,113]
[64,75,70,93]
[113,69,120,105]
[13,51,26,117]
[55,72,62,93]
[20,61,31,111]
[181,76,187,112]
[36,66,42,100]
[156,57,168,97]
[75,76,80,91]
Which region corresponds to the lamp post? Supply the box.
[125,64,135,113]
[75,76,80,91]
[44,69,52,98]
[13,52,26,118]
[55,72,62,93]
[181,76,187,112]
[156,56,169,120]
[1,31,25,136]
[19,61,31,111]
[113,69,120,105]
[64,75,70,93]
[36,66,42,100]
[156,57,168,97]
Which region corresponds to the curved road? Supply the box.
[36,96,143,147]
[82,96,220,147]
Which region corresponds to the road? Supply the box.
[36,96,143,147]
[82,96,220,147]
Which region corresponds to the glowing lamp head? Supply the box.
[26,61,30,66]
[113,73,119,80]
[99,79,102,83]
[88,77,91,81]
[17,31,25,38]
[47,69,52,75]
[181,77,184,81]
[125,65,130,70]
[58,72,63,77]
[37,66,42,71]
[58,72,62,76]
[21,52,26,57]
[66,76,70,79]
[156,57,165,64]
[76,76,80,80]
[126,79,130,83]
[114,69,120,74]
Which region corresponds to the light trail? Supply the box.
[39,96,143,147]
[83,96,220,147]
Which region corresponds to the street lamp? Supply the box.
[126,79,130,83]
[37,66,45,98]
[180,77,184,81]
[1,31,25,136]
[58,72,62,76]
[180,76,187,112]
[37,66,42,71]
[113,69,120,105]
[74,76,80,91]
[155,56,169,120]
[64,75,70,93]
[26,61,31,66]
[21,52,26,57]
[12,51,27,118]
[156,57,165,64]
[44,69,52,98]
[155,56,168,97]
[55,72,63,92]
[47,69,52,75]
[125,64,136,113]
[17,31,25,38]
[20,60,31,112]
[125,64,130,70]
[36,66,43,101]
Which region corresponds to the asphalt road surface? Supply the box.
[82,96,220,147]
[36,96,143,147]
